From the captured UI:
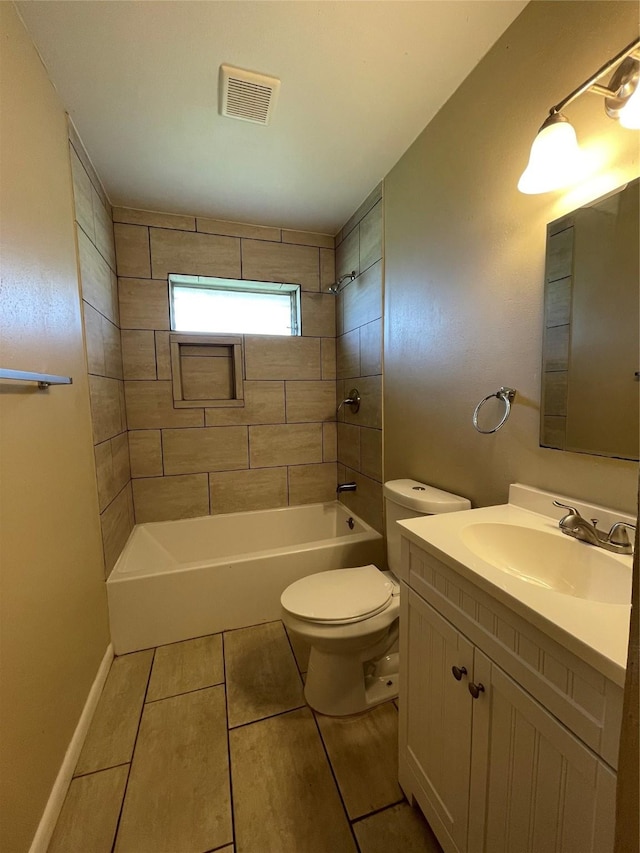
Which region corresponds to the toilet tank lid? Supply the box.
[383,479,471,514]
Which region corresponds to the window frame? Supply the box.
[168,274,302,337]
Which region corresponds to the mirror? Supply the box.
[540,178,639,461]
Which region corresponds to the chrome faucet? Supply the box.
[337,482,357,494]
[553,501,635,555]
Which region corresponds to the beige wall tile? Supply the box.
[121,330,157,380]
[360,427,382,482]
[209,467,288,514]
[101,483,134,574]
[69,132,109,206]
[288,462,337,505]
[84,301,106,375]
[323,422,337,462]
[335,225,359,280]
[225,622,303,728]
[69,147,95,242]
[75,649,153,775]
[124,381,204,430]
[337,329,360,379]
[285,380,336,423]
[129,430,163,478]
[354,802,442,853]
[89,375,126,444]
[229,707,356,853]
[115,687,231,853]
[146,635,224,703]
[94,433,131,513]
[102,316,123,379]
[114,207,196,231]
[337,422,360,470]
[197,218,280,242]
[48,766,128,853]
[155,332,172,379]
[359,199,383,273]
[205,380,285,427]
[242,239,319,291]
[244,336,321,380]
[339,182,382,243]
[132,474,209,523]
[119,278,170,330]
[315,702,402,819]
[181,354,233,400]
[77,227,118,324]
[114,224,151,278]
[321,338,336,380]
[343,374,382,430]
[301,292,336,337]
[338,467,383,532]
[92,187,116,271]
[320,247,336,292]
[150,227,240,279]
[360,319,383,376]
[282,229,334,249]
[343,260,383,333]
[249,423,323,468]
[118,381,128,432]
[162,426,248,475]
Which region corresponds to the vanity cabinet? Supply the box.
[398,540,621,853]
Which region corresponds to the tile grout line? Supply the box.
[144,678,226,705]
[350,796,408,826]
[72,761,130,781]
[109,647,156,853]
[309,707,363,853]
[221,632,237,853]
[227,702,307,733]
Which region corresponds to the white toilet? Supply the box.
[281,479,470,716]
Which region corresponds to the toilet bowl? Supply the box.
[281,479,471,716]
[281,565,400,716]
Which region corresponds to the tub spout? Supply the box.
[337,482,357,494]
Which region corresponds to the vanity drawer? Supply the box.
[406,541,623,769]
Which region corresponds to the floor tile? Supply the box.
[230,707,357,853]
[354,801,443,852]
[315,702,403,819]
[75,649,153,775]
[47,765,128,853]
[146,634,224,702]
[224,621,304,727]
[115,685,232,853]
[284,623,310,674]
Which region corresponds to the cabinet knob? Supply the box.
[468,682,485,699]
[451,665,467,681]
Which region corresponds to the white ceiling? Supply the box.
[17,1,527,234]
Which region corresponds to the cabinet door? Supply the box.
[402,588,475,853]
[468,650,616,853]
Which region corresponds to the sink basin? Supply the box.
[461,523,632,605]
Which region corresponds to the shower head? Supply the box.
[327,270,356,295]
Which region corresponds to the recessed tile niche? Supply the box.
[170,334,244,408]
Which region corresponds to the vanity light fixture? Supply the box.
[518,37,640,194]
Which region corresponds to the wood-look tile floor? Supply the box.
[48,621,442,853]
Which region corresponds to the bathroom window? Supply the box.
[169,274,301,336]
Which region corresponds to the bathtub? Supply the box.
[107,501,384,654]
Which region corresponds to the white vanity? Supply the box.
[396,484,633,853]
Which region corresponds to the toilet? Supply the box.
[281,479,471,716]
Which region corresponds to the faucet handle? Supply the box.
[553,500,582,518]
[607,521,636,546]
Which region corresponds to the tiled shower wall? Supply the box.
[68,127,134,574]
[113,207,338,523]
[335,184,384,532]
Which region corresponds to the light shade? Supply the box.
[618,79,640,129]
[518,113,583,194]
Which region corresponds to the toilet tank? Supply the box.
[383,479,471,574]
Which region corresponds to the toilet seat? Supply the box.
[281,565,394,625]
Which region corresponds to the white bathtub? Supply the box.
[107,501,384,654]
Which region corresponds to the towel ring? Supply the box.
[472,387,516,434]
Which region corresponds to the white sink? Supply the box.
[461,522,632,605]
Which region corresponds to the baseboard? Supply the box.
[29,643,114,853]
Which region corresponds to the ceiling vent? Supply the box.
[219,64,281,126]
